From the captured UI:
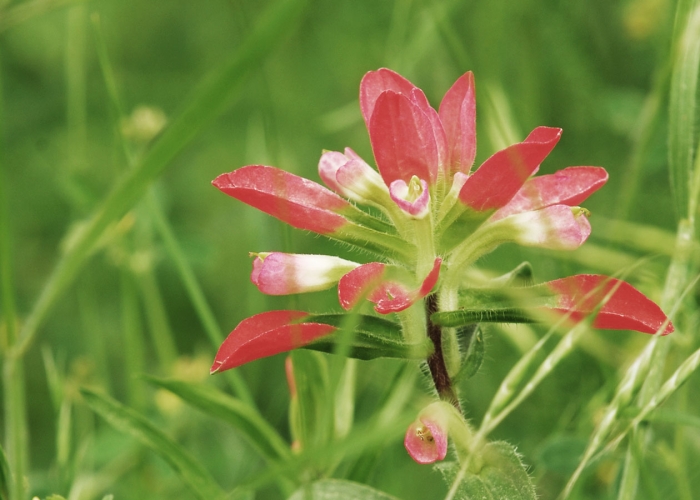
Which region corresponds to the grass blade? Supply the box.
[81,388,226,500]
[144,376,290,463]
[668,1,700,218]
[11,0,310,360]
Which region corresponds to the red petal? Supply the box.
[374,258,441,314]
[338,258,442,314]
[210,311,337,373]
[494,167,608,220]
[360,68,418,128]
[458,126,562,211]
[544,275,674,335]
[213,166,350,234]
[369,91,439,185]
[439,72,476,174]
[338,262,386,310]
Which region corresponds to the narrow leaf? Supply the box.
[81,388,225,500]
[669,4,700,217]
[432,308,537,327]
[144,376,290,462]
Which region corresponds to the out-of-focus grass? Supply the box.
[0,0,698,499]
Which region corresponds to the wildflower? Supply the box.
[210,68,673,393]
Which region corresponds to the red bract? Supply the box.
[544,275,674,335]
[213,166,351,234]
[210,311,336,373]
[493,167,609,220]
[438,71,476,174]
[338,258,442,313]
[458,126,562,212]
[209,68,672,378]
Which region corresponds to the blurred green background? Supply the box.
[1,0,697,498]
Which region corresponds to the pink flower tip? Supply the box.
[389,176,430,218]
[404,417,448,464]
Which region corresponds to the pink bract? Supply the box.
[210,311,336,373]
[545,275,674,335]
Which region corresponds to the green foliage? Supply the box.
[439,442,537,500]
[81,388,226,500]
[2,0,700,499]
[289,479,400,500]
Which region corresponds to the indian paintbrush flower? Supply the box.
[209,68,674,464]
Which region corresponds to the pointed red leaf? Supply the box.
[439,71,476,174]
[458,126,562,211]
[360,68,418,128]
[210,311,337,373]
[338,258,442,314]
[493,166,608,220]
[544,275,674,335]
[369,91,439,185]
[213,166,351,234]
[338,262,386,310]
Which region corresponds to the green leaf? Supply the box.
[669,2,700,218]
[431,308,536,327]
[143,376,290,462]
[441,442,537,500]
[0,442,10,500]
[304,314,430,360]
[288,479,400,500]
[80,388,225,500]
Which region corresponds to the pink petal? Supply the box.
[544,275,674,335]
[360,68,418,128]
[338,262,386,310]
[369,91,439,186]
[250,253,358,295]
[507,205,591,250]
[213,166,350,234]
[458,126,562,211]
[338,258,442,314]
[210,311,337,373]
[409,88,449,169]
[404,417,448,464]
[389,178,431,217]
[438,71,476,174]
[493,167,609,220]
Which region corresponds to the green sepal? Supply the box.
[437,205,492,253]
[304,314,431,360]
[431,308,537,327]
[336,224,416,265]
[438,441,537,500]
[338,204,398,235]
[489,261,534,287]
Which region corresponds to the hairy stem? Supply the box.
[426,294,461,412]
